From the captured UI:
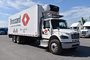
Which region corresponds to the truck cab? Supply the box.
[41,17,80,54]
[70,22,79,31]
[70,22,82,32]
[80,22,90,37]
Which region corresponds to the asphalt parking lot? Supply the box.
[0,35,90,60]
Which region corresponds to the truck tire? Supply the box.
[48,39,62,55]
[12,36,17,43]
[16,36,22,44]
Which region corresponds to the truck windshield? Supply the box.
[85,26,90,29]
[51,19,67,29]
[73,27,79,29]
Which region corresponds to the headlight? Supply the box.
[60,35,69,39]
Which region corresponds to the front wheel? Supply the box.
[48,39,62,55]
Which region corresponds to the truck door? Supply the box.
[42,20,51,39]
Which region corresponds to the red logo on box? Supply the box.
[22,13,30,26]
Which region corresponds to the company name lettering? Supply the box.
[10,16,21,24]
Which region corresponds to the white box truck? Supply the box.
[8,4,80,54]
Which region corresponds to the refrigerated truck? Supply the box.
[8,4,80,54]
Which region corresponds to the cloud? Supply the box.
[0,0,37,10]
[61,6,90,26]
[6,0,36,10]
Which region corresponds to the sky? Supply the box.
[0,0,90,27]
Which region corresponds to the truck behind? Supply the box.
[80,21,90,37]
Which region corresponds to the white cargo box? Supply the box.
[8,5,44,37]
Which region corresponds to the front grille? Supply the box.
[82,31,86,35]
[71,33,79,39]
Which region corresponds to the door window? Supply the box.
[43,21,50,29]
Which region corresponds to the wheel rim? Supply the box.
[17,39,19,43]
[13,39,16,42]
[12,36,16,43]
[51,43,58,53]
[17,37,20,43]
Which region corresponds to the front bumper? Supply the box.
[61,41,80,49]
[81,33,90,37]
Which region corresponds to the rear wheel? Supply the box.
[48,39,62,55]
[12,36,17,43]
[16,36,22,44]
